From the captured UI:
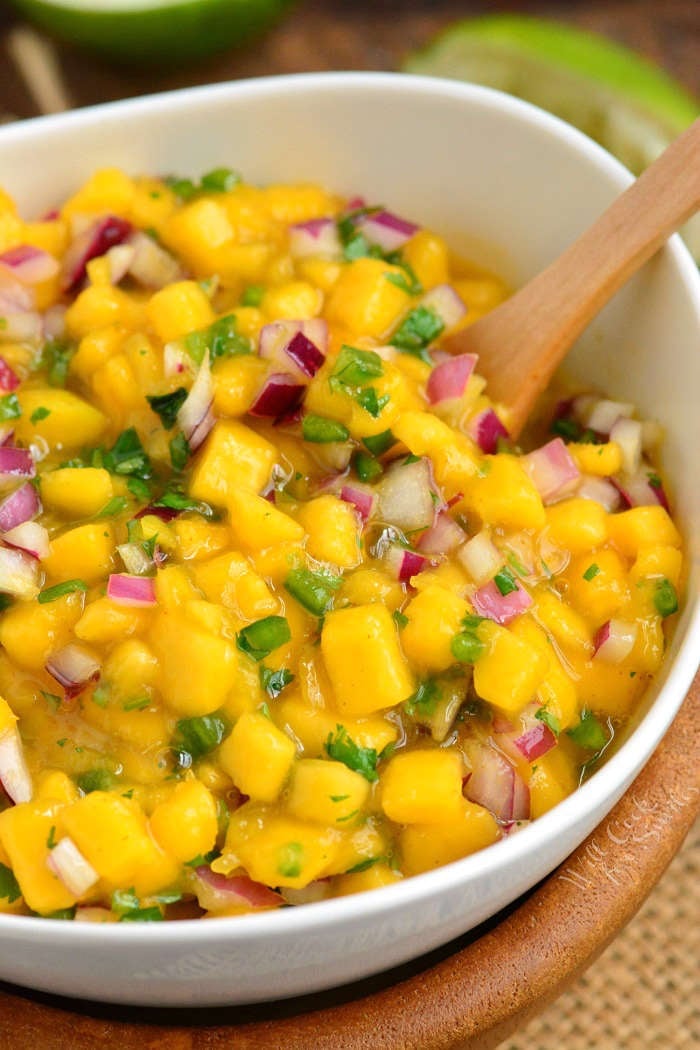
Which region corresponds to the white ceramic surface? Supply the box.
[0,73,698,1007]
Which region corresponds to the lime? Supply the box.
[9,0,295,64]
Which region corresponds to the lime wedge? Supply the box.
[9,0,295,64]
[404,16,700,260]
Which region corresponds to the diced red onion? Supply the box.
[60,215,132,293]
[593,619,638,664]
[258,320,328,380]
[135,504,180,523]
[576,475,621,512]
[355,209,419,252]
[417,510,465,554]
[105,243,136,285]
[43,303,67,340]
[177,352,215,452]
[1,522,49,560]
[465,746,530,822]
[0,447,34,482]
[0,726,32,804]
[609,417,642,475]
[46,644,101,699]
[116,542,153,576]
[46,836,99,898]
[0,310,43,343]
[0,482,41,531]
[468,408,510,454]
[0,244,59,285]
[426,352,477,405]
[345,197,366,211]
[376,457,435,532]
[163,341,190,377]
[340,484,376,523]
[384,544,431,583]
[472,578,532,625]
[523,438,580,504]
[612,470,669,510]
[0,356,19,393]
[107,573,157,607]
[583,398,634,435]
[249,372,306,419]
[127,231,182,289]
[0,270,34,311]
[513,721,557,762]
[289,218,341,259]
[0,545,40,598]
[419,284,468,331]
[194,866,283,912]
[456,530,503,585]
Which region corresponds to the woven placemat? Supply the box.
[503,817,699,1049]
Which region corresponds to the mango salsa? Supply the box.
[0,167,682,923]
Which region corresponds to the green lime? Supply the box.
[403,15,700,260]
[9,0,295,64]
[403,15,699,176]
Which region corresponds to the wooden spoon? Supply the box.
[444,117,700,437]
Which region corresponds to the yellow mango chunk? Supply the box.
[339,567,404,610]
[146,280,215,343]
[40,467,113,518]
[15,389,107,449]
[61,792,178,896]
[213,355,267,417]
[545,498,609,554]
[188,420,277,506]
[172,517,230,562]
[0,593,82,671]
[392,410,479,495]
[0,801,76,914]
[296,495,361,569]
[569,441,623,476]
[327,257,412,338]
[261,281,323,321]
[462,455,546,531]
[381,749,465,824]
[149,779,218,864]
[321,604,415,716]
[275,697,398,758]
[65,285,145,338]
[219,712,296,802]
[162,199,234,273]
[70,325,126,381]
[193,551,278,619]
[150,609,239,716]
[35,770,80,805]
[286,759,370,825]
[73,597,148,645]
[224,803,341,890]
[333,862,402,897]
[473,622,548,715]
[401,585,469,674]
[607,506,682,557]
[61,167,135,219]
[402,230,449,290]
[400,800,500,876]
[566,549,630,624]
[153,564,201,610]
[228,488,304,551]
[533,591,592,654]
[43,523,115,584]
[630,545,683,590]
[529,749,578,819]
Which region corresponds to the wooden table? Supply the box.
[0,2,698,1046]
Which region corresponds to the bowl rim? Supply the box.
[0,70,699,947]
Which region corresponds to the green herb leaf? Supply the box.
[277,841,304,878]
[405,679,441,717]
[101,428,152,481]
[451,630,485,664]
[494,567,518,596]
[566,709,608,751]
[76,768,114,794]
[535,707,561,736]
[169,432,190,471]
[241,284,264,307]
[95,495,128,519]
[354,387,390,418]
[392,609,409,628]
[582,563,600,581]
[185,314,251,365]
[122,696,151,712]
[237,615,291,661]
[325,725,378,782]
[260,666,295,699]
[200,167,240,193]
[30,406,50,424]
[0,393,21,421]
[174,715,227,761]
[41,339,75,387]
[0,862,21,903]
[40,690,61,711]
[550,417,581,440]
[165,176,198,201]
[345,856,382,875]
[38,579,88,604]
[146,388,187,429]
[46,825,57,849]
[302,414,350,444]
[654,578,678,617]
[391,305,444,356]
[153,482,212,517]
[331,345,383,388]
[284,567,342,616]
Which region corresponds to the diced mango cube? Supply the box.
[401,585,469,673]
[172,517,231,562]
[327,258,412,338]
[228,488,304,551]
[381,749,464,824]
[400,800,499,876]
[0,801,75,914]
[333,862,402,896]
[224,803,341,889]
[213,355,267,418]
[0,593,83,671]
[630,546,683,590]
[296,495,361,569]
[545,498,609,553]
[569,442,623,476]
[43,523,115,585]
[15,389,107,449]
[219,712,296,802]
[462,455,546,530]
[607,506,682,557]
[473,621,548,714]
[287,759,370,825]
[150,610,239,716]
[146,279,215,343]
[40,467,113,518]
[188,420,277,506]
[149,779,218,864]
[529,749,578,819]
[401,230,449,290]
[321,604,415,716]
[566,549,630,624]
[65,285,145,338]
[392,410,479,496]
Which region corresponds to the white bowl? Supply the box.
[0,73,698,1008]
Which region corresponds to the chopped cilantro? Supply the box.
[331,345,383,388]
[95,496,128,519]
[654,578,678,618]
[241,284,264,307]
[647,472,663,490]
[345,856,382,875]
[46,825,57,849]
[277,841,304,878]
[30,406,50,424]
[38,579,88,604]
[76,769,114,794]
[354,387,390,418]
[550,417,581,440]
[302,414,350,444]
[169,432,190,471]
[200,167,240,193]
[146,388,187,429]
[40,690,61,711]
[237,615,291,662]
[325,725,378,782]
[185,314,251,364]
[41,339,75,387]
[122,696,151,712]
[535,708,561,736]
[391,305,443,358]
[405,679,441,717]
[284,567,342,616]
[126,477,152,502]
[582,563,600,581]
[153,482,211,517]
[384,259,423,296]
[451,629,485,664]
[494,567,518,596]
[99,427,152,481]
[165,176,197,201]
[392,609,409,629]
[0,393,21,421]
[260,666,295,698]
[184,849,220,868]
[566,709,609,751]
[174,715,227,761]
[0,863,21,902]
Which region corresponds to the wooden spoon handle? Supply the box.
[446,117,700,436]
